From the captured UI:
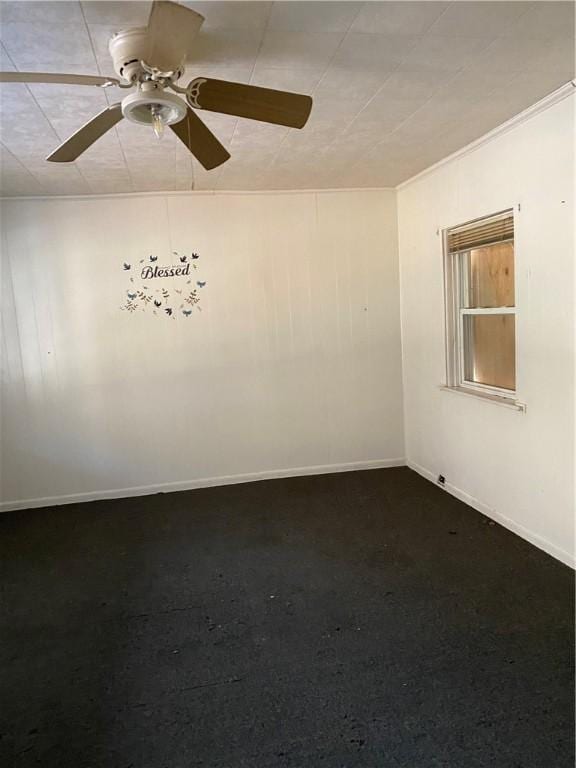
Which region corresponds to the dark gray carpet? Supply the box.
[1,467,573,767]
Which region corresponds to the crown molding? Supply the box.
[397,80,576,191]
[0,186,395,203]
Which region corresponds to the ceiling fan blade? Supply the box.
[187,78,313,129]
[170,108,230,171]
[47,105,124,162]
[0,71,119,87]
[145,1,204,73]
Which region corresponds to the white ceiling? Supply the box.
[0,1,574,196]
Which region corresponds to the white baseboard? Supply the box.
[407,460,575,570]
[0,458,406,514]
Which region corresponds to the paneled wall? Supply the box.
[397,94,575,566]
[1,189,405,507]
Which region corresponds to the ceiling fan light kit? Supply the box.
[121,86,187,139]
[0,1,313,172]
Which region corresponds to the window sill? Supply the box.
[439,385,526,412]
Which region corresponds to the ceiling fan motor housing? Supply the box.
[108,27,187,82]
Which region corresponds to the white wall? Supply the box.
[0,189,405,508]
[397,94,575,567]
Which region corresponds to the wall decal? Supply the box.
[120,251,205,318]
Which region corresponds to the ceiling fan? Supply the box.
[0,1,313,170]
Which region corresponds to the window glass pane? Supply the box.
[463,242,515,308]
[463,314,515,390]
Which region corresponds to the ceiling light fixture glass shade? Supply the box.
[121,90,187,139]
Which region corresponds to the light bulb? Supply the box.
[151,106,165,140]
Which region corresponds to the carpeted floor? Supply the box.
[1,467,574,767]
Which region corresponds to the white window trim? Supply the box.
[439,385,526,412]
[442,214,524,409]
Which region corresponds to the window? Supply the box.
[444,210,516,400]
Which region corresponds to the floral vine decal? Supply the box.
[120,251,206,319]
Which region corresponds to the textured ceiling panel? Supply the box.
[0,1,574,196]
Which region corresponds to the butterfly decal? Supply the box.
[121,251,203,317]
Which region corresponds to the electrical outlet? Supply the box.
[437,475,446,486]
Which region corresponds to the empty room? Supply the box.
[0,1,574,766]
